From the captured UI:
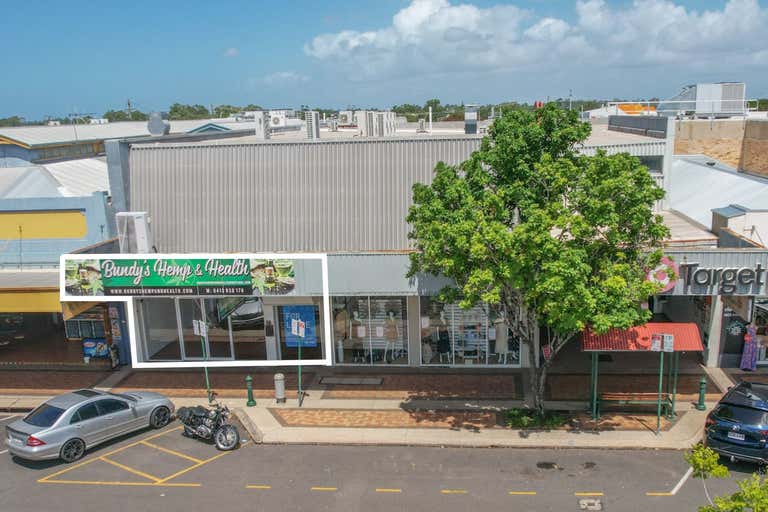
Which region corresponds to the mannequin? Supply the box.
[350,310,365,362]
[494,317,509,364]
[384,311,399,362]
[334,306,348,363]
[436,308,451,363]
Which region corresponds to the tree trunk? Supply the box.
[527,337,548,416]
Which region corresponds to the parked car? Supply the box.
[705,381,768,464]
[5,389,174,463]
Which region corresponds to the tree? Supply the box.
[168,103,211,120]
[213,104,241,118]
[703,474,768,512]
[103,109,128,122]
[686,443,731,508]
[0,116,25,127]
[407,104,668,414]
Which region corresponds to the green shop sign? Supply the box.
[64,257,296,297]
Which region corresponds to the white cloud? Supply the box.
[223,47,239,58]
[303,0,768,80]
[262,71,310,86]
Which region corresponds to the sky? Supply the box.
[2,0,767,120]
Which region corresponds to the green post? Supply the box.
[201,321,212,403]
[657,351,664,435]
[298,338,303,407]
[245,375,256,407]
[591,352,599,420]
[670,352,679,418]
[696,376,707,411]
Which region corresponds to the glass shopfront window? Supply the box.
[139,298,181,361]
[331,296,408,365]
[276,304,324,360]
[419,297,520,366]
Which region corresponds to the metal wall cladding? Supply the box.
[130,137,668,253]
[130,138,481,253]
[663,249,768,296]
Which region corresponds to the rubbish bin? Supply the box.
[274,373,286,403]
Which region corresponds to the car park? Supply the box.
[5,388,174,463]
[705,381,768,464]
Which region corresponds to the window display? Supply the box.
[332,296,408,365]
[419,297,520,366]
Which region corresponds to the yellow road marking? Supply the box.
[99,456,161,482]
[154,451,232,484]
[38,426,183,483]
[646,492,674,496]
[311,487,338,491]
[509,491,537,495]
[575,492,604,496]
[41,480,200,487]
[375,488,402,493]
[441,489,468,494]
[246,485,272,489]
[141,441,204,464]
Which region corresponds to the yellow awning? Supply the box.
[61,301,99,320]
[0,290,61,313]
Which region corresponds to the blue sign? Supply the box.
[283,305,318,348]
[82,338,109,358]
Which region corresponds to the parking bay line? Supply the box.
[40,480,201,487]
[38,426,183,484]
[375,488,402,493]
[646,467,693,497]
[153,451,234,485]
[311,487,338,492]
[441,489,468,495]
[575,492,604,497]
[509,491,537,495]
[246,485,272,490]
[140,440,204,464]
[99,456,162,483]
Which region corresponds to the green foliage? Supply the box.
[407,103,667,337]
[757,98,768,112]
[700,474,768,512]
[103,109,148,122]
[505,408,567,429]
[0,115,24,127]
[686,443,730,480]
[168,103,212,120]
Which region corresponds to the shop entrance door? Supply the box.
[177,298,235,361]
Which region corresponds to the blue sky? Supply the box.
[2,0,766,120]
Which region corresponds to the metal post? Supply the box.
[202,327,212,403]
[245,375,256,407]
[591,352,599,420]
[670,352,679,418]
[696,376,707,411]
[657,351,664,435]
[298,339,303,407]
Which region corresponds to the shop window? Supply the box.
[419,297,519,366]
[140,298,181,361]
[331,296,408,365]
[277,304,324,360]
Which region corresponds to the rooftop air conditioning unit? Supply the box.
[116,212,154,253]
[306,111,320,140]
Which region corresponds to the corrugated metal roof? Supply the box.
[581,322,704,352]
[712,204,748,218]
[43,158,110,196]
[0,166,64,198]
[0,270,59,289]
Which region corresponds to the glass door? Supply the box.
[177,299,206,359]
[203,299,235,359]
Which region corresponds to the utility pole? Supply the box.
[126,99,133,119]
[569,89,573,111]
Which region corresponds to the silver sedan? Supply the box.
[5,388,175,463]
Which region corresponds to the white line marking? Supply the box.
[0,450,7,454]
[671,467,693,495]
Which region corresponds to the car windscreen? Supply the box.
[23,403,66,427]
[714,404,768,425]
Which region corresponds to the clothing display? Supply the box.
[741,324,758,371]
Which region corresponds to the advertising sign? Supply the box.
[63,257,296,297]
[662,334,675,353]
[283,305,317,348]
[650,333,662,352]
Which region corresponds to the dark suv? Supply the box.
[705,381,768,464]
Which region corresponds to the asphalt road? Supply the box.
[0,412,758,512]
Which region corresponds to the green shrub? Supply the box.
[505,408,568,429]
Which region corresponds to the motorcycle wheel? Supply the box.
[214,424,240,451]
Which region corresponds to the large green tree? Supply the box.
[407,104,668,413]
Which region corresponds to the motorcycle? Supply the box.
[177,393,241,451]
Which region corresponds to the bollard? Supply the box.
[245,375,256,407]
[274,373,286,404]
[696,376,707,411]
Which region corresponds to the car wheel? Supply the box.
[60,438,86,463]
[150,406,171,429]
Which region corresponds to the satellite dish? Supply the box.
[148,112,170,136]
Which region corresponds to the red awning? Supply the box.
[581,322,704,352]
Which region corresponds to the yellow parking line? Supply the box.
[311,487,338,492]
[646,492,674,496]
[246,485,272,489]
[100,456,161,482]
[575,492,604,497]
[509,491,537,495]
[141,441,204,464]
[38,426,183,483]
[154,451,232,484]
[441,489,468,494]
[375,488,402,493]
[41,479,200,487]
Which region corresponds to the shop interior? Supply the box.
[332,296,408,365]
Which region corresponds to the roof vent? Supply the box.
[147,112,170,136]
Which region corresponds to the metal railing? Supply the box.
[605,99,760,117]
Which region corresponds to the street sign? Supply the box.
[663,334,674,352]
[193,320,201,336]
[650,333,662,352]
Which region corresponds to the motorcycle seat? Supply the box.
[190,406,209,417]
